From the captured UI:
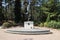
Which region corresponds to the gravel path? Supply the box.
[0,27,60,40]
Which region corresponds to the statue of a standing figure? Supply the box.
[23,0,31,21]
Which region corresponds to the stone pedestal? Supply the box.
[24,21,34,29]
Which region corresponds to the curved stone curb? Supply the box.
[5,28,52,35]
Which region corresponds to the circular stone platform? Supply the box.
[5,28,51,35]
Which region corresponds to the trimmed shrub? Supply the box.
[54,22,60,29]
[2,21,16,29]
[44,21,60,29]
[44,22,48,27]
[2,22,12,29]
[39,23,44,27]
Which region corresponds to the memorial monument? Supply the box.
[5,0,51,35]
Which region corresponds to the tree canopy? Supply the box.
[0,0,60,25]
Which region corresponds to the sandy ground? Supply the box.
[0,27,60,40]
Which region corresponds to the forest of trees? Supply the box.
[0,0,60,29]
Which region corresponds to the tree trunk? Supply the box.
[0,0,4,25]
[14,0,21,23]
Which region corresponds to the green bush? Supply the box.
[2,22,12,29]
[44,22,48,27]
[34,21,40,26]
[54,22,60,29]
[2,21,16,29]
[39,23,44,27]
[44,21,60,29]
[8,21,16,26]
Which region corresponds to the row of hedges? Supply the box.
[1,20,60,29]
[39,21,60,29]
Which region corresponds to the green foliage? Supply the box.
[44,21,60,29]
[44,22,48,27]
[34,21,40,26]
[2,22,12,29]
[39,23,43,27]
[2,21,16,29]
[8,20,16,26]
[0,0,60,29]
[39,21,60,29]
[40,0,59,22]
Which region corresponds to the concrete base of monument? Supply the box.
[5,28,51,35]
[5,21,51,35]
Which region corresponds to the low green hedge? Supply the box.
[39,21,60,29]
